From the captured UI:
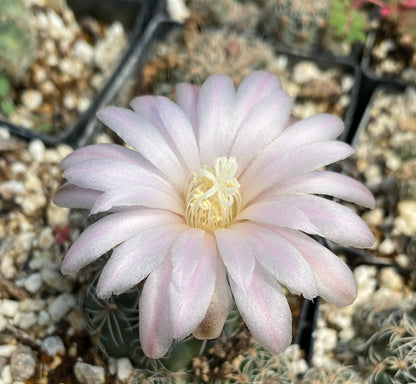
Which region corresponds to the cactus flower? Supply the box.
[54,71,375,358]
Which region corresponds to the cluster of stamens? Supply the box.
[185,157,241,233]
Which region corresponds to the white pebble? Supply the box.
[63,93,77,110]
[28,139,45,162]
[13,311,38,330]
[42,267,73,293]
[379,238,396,255]
[315,328,338,351]
[38,310,51,326]
[73,40,94,63]
[379,267,404,291]
[0,181,26,200]
[48,293,76,322]
[0,300,19,318]
[24,273,43,293]
[0,345,17,358]
[117,358,134,381]
[74,362,105,384]
[0,254,16,279]
[293,61,322,84]
[1,365,12,384]
[397,200,416,235]
[354,265,377,285]
[38,227,55,249]
[19,299,45,312]
[21,90,43,111]
[10,162,26,174]
[41,336,66,356]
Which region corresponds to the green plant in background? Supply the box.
[82,275,206,375]
[82,279,299,383]
[328,0,367,44]
[217,342,296,384]
[351,296,416,383]
[300,364,362,384]
[261,0,329,49]
[0,0,36,81]
[0,72,14,116]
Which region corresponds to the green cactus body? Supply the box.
[352,297,416,383]
[262,0,329,49]
[215,342,296,384]
[328,0,367,44]
[0,0,36,81]
[82,278,143,365]
[300,364,362,384]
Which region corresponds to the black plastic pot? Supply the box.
[1,0,159,147]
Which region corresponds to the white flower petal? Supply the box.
[241,141,354,205]
[233,223,318,299]
[240,113,344,188]
[194,258,233,339]
[215,227,255,292]
[140,256,174,358]
[176,82,200,139]
[53,182,102,209]
[229,262,292,354]
[63,159,178,201]
[169,230,217,340]
[156,96,201,172]
[231,89,292,175]
[90,187,184,215]
[97,106,186,188]
[60,143,147,170]
[198,74,235,165]
[237,195,375,248]
[273,227,357,306]
[61,209,182,274]
[96,224,186,297]
[256,170,375,209]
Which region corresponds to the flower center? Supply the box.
[186,157,241,233]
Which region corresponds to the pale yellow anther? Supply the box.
[186,157,241,233]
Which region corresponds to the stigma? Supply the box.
[186,157,241,233]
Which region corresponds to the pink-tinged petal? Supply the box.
[197,74,236,165]
[194,258,233,340]
[130,95,164,129]
[232,223,318,299]
[53,182,102,209]
[96,224,186,297]
[61,209,182,274]
[231,89,292,175]
[60,143,148,170]
[234,71,282,118]
[97,106,186,187]
[240,113,344,184]
[90,187,184,216]
[237,195,375,248]
[131,95,200,173]
[241,141,354,205]
[63,159,175,195]
[256,170,375,209]
[272,227,357,306]
[139,256,174,358]
[156,96,200,171]
[214,228,255,292]
[176,83,200,138]
[225,71,283,155]
[272,113,344,148]
[169,230,217,340]
[229,262,292,354]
